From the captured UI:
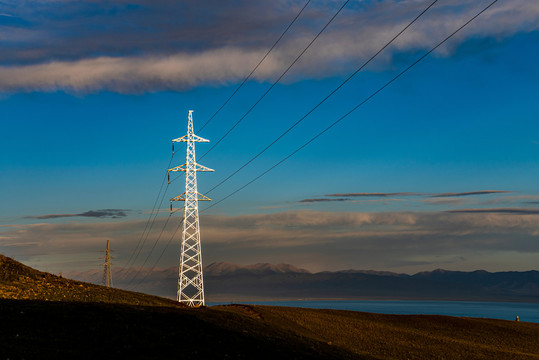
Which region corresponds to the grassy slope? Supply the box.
[2,254,538,359]
[0,254,178,307]
[0,254,360,359]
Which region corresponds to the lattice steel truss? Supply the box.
[169,110,213,307]
[103,240,113,288]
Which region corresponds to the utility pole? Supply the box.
[103,240,113,287]
[169,110,213,307]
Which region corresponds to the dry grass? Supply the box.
[0,254,178,307]
[2,254,538,359]
[227,305,539,360]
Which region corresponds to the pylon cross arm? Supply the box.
[172,134,210,143]
[170,192,212,202]
[168,163,214,172]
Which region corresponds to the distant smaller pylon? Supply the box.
[103,240,113,288]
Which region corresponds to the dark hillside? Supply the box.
[0,300,362,360]
[2,300,538,360]
[0,254,178,306]
[2,255,539,359]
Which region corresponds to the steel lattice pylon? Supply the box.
[103,240,113,288]
[169,110,213,307]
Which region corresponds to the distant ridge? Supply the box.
[0,254,178,306]
[65,261,539,302]
[203,265,539,302]
[204,262,311,276]
[320,269,404,277]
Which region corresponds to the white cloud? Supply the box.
[0,49,271,93]
[0,0,537,93]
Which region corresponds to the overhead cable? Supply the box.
[123,154,173,268]
[198,0,351,161]
[131,219,183,291]
[202,0,499,213]
[205,0,440,195]
[126,213,173,286]
[197,0,312,134]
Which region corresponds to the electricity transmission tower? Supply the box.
[103,240,113,287]
[169,110,213,306]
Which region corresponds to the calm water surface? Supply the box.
[209,300,539,323]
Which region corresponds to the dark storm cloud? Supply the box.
[26,209,129,219]
[431,190,511,198]
[0,0,538,92]
[0,0,308,65]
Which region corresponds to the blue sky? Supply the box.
[1,0,539,278]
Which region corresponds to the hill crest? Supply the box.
[0,254,179,307]
[0,254,43,282]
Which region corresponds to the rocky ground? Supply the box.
[1,254,538,359]
[0,254,178,306]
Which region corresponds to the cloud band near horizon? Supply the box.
[3,208,539,274]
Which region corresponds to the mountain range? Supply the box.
[66,262,539,302]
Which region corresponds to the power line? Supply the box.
[124,178,171,269]
[205,0,439,196]
[127,207,184,288]
[127,111,214,299]
[122,0,324,286]
[126,0,497,286]
[198,0,350,161]
[131,218,183,291]
[123,154,173,268]
[202,0,499,213]
[197,0,312,134]
[126,213,173,287]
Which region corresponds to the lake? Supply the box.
[209,300,539,323]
